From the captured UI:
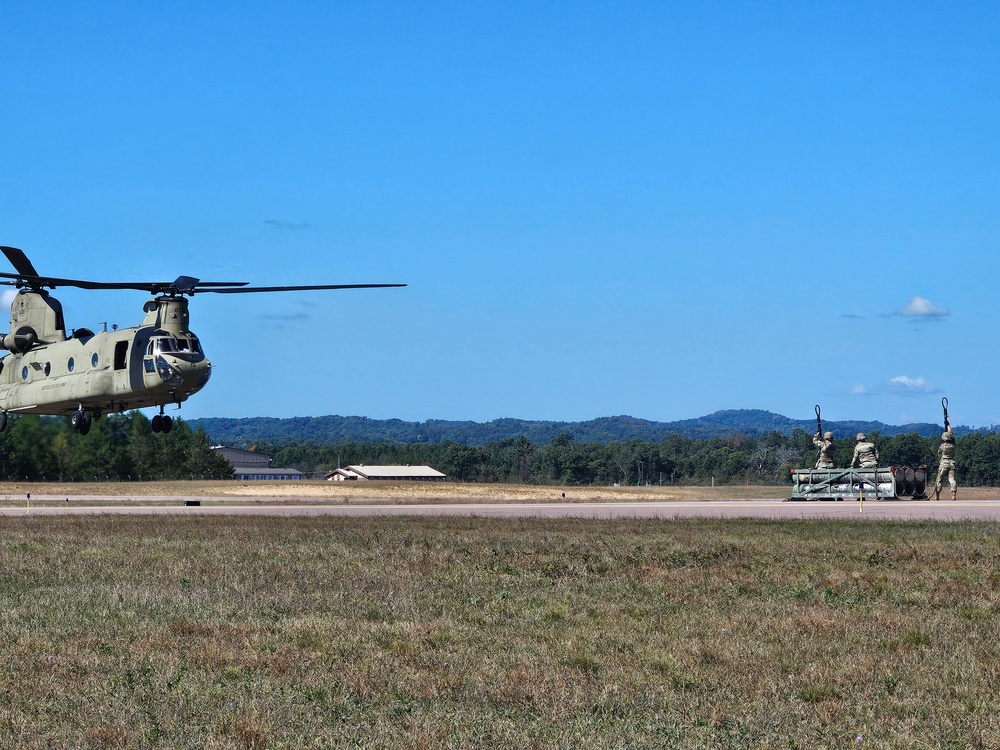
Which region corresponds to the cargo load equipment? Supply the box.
[789,466,928,501]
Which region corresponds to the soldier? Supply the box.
[813,431,835,469]
[850,433,879,469]
[934,428,957,501]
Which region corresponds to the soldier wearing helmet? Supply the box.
[934,428,957,501]
[851,433,879,469]
[813,431,835,469]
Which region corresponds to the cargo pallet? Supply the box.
[789,466,928,501]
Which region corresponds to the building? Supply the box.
[210,446,305,481]
[325,465,447,482]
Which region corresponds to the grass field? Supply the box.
[0,515,997,748]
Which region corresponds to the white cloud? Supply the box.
[850,384,869,395]
[886,375,937,394]
[898,296,949,318]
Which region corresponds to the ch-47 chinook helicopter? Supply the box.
[0,246,405,435]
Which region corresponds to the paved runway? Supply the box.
[3,498,1000,520]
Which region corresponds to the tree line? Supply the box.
[258,428,1000,487]
[0,413,233,481]
[6,418,1000,487]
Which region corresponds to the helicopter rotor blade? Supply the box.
[0,247,405,296]
[200,283,407,293]
[0,247,40,278]
[0,271,252,294]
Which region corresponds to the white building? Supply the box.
[325,465,447,482]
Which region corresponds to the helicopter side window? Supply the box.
[155,338,177,353]
[188,336,202,354]
[114,341,128,371]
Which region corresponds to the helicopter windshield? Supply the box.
[147,335,202,356]
[176,336,202,354]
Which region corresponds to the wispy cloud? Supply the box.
[897,296,949,318]
[848,375,940,397]
[265,219,312,230]
[886,375,938,394]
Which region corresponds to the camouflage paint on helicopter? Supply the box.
[0,246,404,435]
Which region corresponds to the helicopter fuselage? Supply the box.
[0,292,211,422]
[0,324,211,417]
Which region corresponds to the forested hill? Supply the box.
[188,409,951,448]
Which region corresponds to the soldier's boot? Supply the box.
[934,487,941,501]
[952,490,957,502]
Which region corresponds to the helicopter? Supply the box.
[0,246,405,435]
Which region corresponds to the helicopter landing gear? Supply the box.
[70,409,92,436]
[0,411,7,433]
[151,412,173,434]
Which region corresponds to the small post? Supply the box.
[859,483,864,514]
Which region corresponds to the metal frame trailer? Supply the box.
[789,466,928,501]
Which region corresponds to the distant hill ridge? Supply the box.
[188,409,959,448]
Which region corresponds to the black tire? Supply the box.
[70,410,84,431]
[151,414,162,433]
[162,415,173,433]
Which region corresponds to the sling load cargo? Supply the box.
[789,405,929,501]
[789,466,928,501]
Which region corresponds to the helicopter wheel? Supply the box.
[161,415,173,433]
[0,411,7,433]
[71,410,92,435]
[151,414,162,433]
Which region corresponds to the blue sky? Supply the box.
[2,2,997,428]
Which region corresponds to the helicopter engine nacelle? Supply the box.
[2,326,38,353]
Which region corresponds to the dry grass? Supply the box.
[0,515,997,747]
[0,479,996,508]
[0,479,863,504]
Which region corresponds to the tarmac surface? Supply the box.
[4,496,1000,521]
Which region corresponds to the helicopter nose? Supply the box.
[156,354,212,394]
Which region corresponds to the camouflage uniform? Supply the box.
[850,433,879,469]
[813,432,835,469]
[935,429,957,500]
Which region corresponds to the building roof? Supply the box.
[326,465,447,480]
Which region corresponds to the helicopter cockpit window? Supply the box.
[154,337,177,354]
[175,336,202,353]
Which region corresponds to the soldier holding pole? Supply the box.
[812,405,836,469]
[935,397,957,501]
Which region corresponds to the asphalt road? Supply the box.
[3,498,1000,520]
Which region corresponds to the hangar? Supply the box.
[210,446,305,481]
